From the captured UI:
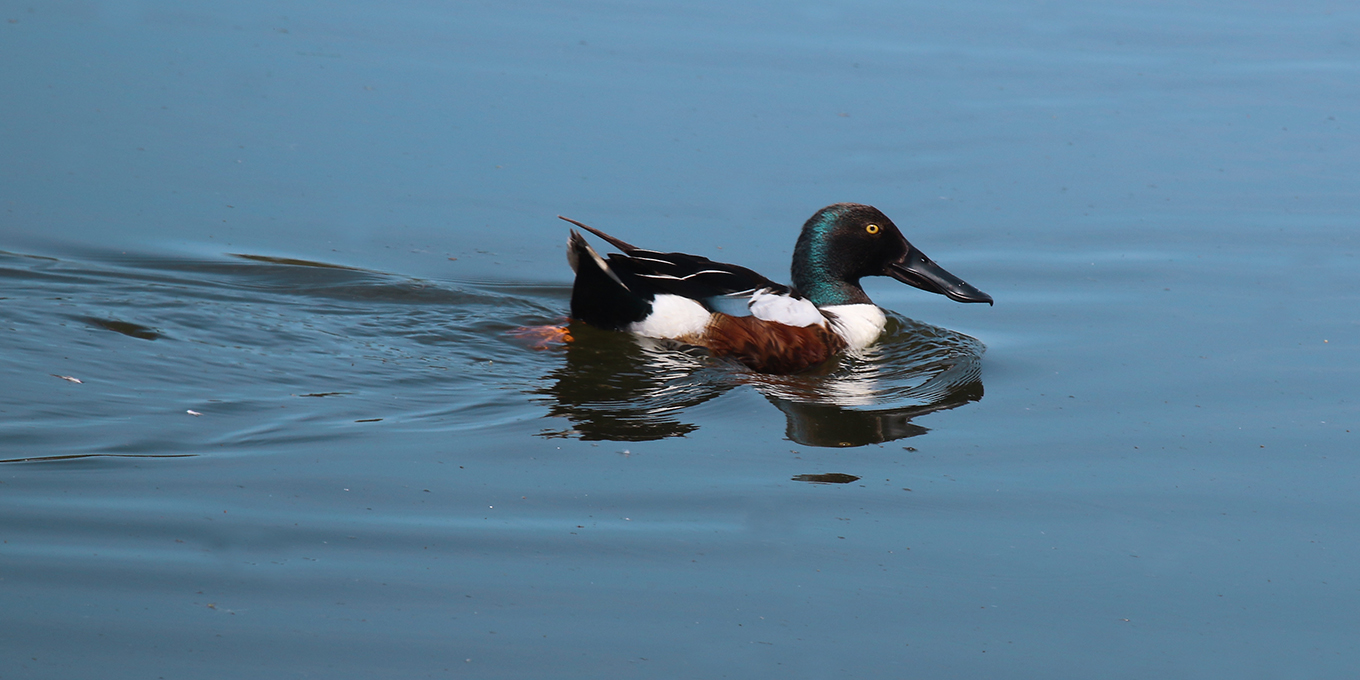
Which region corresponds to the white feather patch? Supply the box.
[627,294,712,341]
[820,303,887,349]
[749,290,825,328]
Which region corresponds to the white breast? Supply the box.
[819,303,887,349]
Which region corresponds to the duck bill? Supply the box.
[887,248,993,305]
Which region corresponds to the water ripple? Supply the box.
[1,247,985,460]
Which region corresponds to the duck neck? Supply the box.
[792,246,871,308]
[794,276,872,307]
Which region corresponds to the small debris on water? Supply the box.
[791,473,860,484]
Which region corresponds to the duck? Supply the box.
[562,203,992,374]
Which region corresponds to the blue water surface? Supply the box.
[2,1,1358,678]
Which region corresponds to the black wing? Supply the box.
[608,249,791,301]
[559,216,791,301]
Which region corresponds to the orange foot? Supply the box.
[508,324,573,349]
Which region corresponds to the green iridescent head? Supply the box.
[791,203,992,308]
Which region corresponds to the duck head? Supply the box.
[791,203,993,307]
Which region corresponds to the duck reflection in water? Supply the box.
[533,313,984,448]
[533,203,990,446]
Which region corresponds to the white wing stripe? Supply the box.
[636,269,736,281]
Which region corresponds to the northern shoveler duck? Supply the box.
[562,203,992,374]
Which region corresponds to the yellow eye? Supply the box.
[865,224,880,235]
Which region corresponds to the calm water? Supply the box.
[3,1,1358,677]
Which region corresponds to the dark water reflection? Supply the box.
[535,324,717,441]
[538,316,983,447]
[791,473,861,484]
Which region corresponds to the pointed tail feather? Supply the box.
[558,215,641,252]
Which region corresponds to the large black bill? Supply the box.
[887,248,993,305]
